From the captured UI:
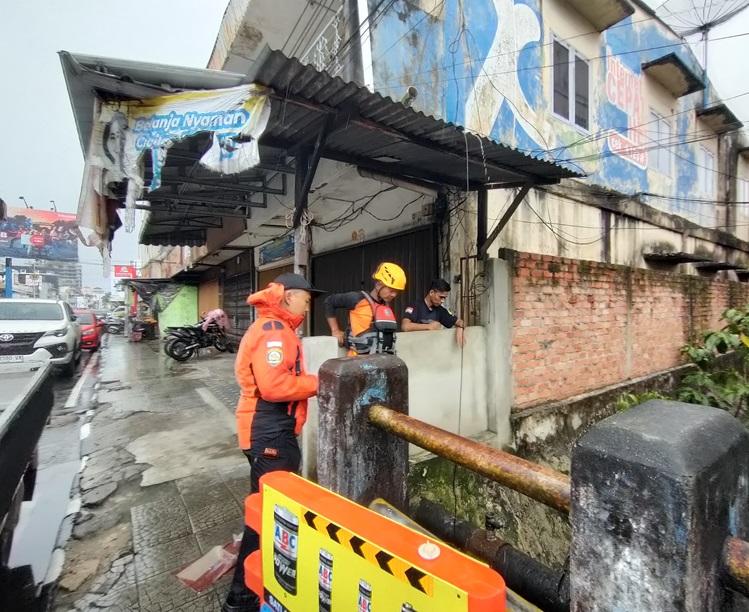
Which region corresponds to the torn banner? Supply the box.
[76,84,271,260]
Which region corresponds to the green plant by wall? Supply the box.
[615,391,669,412]
[678,306,749,421]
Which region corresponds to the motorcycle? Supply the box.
[103,317,125,335]
[163,321,233,361]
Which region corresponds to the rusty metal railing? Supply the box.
[368,405,571,514]
[369,404,749,599]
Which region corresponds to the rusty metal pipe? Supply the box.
[414,499,570,612]
[368,405,571,514]
[722,537,749,597]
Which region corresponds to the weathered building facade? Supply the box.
[63,0,749,568]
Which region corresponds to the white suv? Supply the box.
[0,299,82,377]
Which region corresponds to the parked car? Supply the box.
[74,309,103,351]
[0,299,82,377]
[109,305,128,319]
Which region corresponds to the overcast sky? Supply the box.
[0,1,228,288]
[1,1,747,290]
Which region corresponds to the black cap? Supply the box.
[273,272,326,295]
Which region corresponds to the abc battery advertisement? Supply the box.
[260,486,470,612]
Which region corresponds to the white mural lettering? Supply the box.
[605,47,648,170]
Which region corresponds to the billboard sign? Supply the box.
[0,207,78,262]
[113,265,137,278]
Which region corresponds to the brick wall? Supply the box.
[507,250,749,411]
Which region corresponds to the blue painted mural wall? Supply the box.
[368,0,717,222]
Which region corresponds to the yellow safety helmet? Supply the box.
[373,262,407,290]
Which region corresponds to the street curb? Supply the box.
[39,349,103,610]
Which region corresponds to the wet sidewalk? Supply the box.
[54,337,247,612]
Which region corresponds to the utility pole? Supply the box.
[4,258,12,298]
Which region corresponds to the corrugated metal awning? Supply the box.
[61,47,581,249]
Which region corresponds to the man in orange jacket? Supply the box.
[223,272,323,612]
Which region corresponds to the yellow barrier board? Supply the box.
[247,472,505,612]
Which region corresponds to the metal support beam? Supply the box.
[165,150,295,174]
[146,217,222,229]
[147,201,259,220]
[368,404,571,513]
[480,182,533,257]
[154,193,267,208]
[263,135,483,190]
[293,115,333,228]
[157,174,287,195]
[268,93,533,182]
[477,188,488,258]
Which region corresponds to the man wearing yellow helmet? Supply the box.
[324,262,407,355]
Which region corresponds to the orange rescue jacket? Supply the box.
[235,283,318,450]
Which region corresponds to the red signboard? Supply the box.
[114,265,137,278]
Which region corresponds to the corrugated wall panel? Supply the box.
[311,227,436,336]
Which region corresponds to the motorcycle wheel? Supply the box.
[107,325,121,334]
[168,339,194,362]
[163,337,179,356]
[214,335,229,352]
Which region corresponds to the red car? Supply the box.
[74,310,102,351]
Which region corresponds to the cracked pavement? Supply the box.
[55,337,247,612]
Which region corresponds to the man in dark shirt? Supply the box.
[402,278,466,347]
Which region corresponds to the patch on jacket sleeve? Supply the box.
[266,347,283,366]
[405,306,414,314]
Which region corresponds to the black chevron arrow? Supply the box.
[303,511,317,529]
[375,550,394,574]
[350,536,365,558]
[405,567,429,594]
[326,523,341,543]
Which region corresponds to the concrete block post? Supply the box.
[570,400,749,611]
[317,355,409,511]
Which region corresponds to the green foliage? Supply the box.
[616,391,668,412]
[679,305,749,420]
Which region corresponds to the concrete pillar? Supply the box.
[571,400,749,611]
[483,257,513,448]
[300,336,346,482]
[316,354,409,511]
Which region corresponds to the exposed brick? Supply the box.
[510,250,749,411]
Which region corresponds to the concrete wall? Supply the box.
[484,182,749,273]
[301,326,490,478]
[368,0,717,209]
[157,285,198,335]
